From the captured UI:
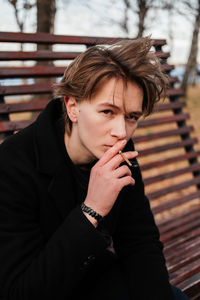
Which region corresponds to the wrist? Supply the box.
[81,202,103,227]
[82,211,98,228]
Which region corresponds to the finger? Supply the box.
[96,139,126,167]
[107,151,138,170]
[118,176,135,188]
[114,165,132,178]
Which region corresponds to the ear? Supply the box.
[64,96,78,123]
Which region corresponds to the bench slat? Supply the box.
[154,101,186,112]
[139,137,197,156]
[165,231,200,262]
[0,83,53,96]
[0,51,171,61]
[148,175,200,200]
[0,64,174,78]
[0,84,182,99]
[0,99,50,113]
[140,151,200,170]
[0,66,66,78]
[178,272,200,299]
[166,236,200,263]
[0,119,35,132]
[144,162,200,185]
[138,113,189,128]
[164,227,200,252]
[167,245,200,273]
[0,31,167,46]
[159,207,200,234]
[160,216,200,244]
[133,126,193,143]
[0,51,81,61]
[153,190,200,215]
[170,257,200,286]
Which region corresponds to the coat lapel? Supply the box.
[47,164,77,220]
[33,99,78,221]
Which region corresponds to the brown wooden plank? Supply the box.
[165,233,200,259]
[158,207,200,234]
[169,257,200,286]
[163,227,200,253]
[0,51,170,62]
[138,137,197,157]
[0,83,53,96]
[178,272,200,299]
[0,99,50,114]
[153,101,186,112]
[166,238,200,268]
[153,191,200,216]
[0,31,166,46]
[0,66,65,78]
[144,162,200,185]
[140,151,200,171]
[133,126,193,143]
[160,217,200,244]
[0,64,172,79]
[167,88,185,97]
[148,174,200,200]
[0,119,35,132]
[0,51,81,61]
[167,245,200,273]
[168,76,180,84]
[155,51,170,59]
[161,64,174,72]
[138,113,189,128]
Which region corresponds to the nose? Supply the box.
[110,116,127,140]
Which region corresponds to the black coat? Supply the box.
[0,99,174,299]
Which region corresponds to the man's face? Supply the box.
[68,77,143,163]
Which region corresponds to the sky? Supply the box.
[0,0,198,65]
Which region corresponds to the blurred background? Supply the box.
[1,0,200,87]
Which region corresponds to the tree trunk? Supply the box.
[137,0,148,37]
[34,0,56,104]
[181,2,200,94]
[37,0,56,52]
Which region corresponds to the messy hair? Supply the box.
[53,36,169,131]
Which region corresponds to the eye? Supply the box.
[126,114,139,121]
[101,110,113,115]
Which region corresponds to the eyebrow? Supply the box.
[98,102,143,116]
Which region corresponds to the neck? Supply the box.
[64,128,95,165]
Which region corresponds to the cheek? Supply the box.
[78,112,106,139]
[126,123,138,138]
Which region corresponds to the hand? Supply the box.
[84,140,138,218]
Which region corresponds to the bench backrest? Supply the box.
[0,31,200,228]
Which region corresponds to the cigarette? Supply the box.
[119,150,132,167]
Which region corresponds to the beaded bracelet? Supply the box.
[81,202,103,222]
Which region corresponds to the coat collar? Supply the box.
[34,98,67,176]
[33,99,77,220]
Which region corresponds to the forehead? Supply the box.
[89,77,143,111]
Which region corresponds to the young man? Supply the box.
[0,37,188,299]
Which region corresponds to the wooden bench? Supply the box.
[0,31,200,299]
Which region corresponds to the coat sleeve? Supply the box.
[0,146,108,300]
[112,141,174,300]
